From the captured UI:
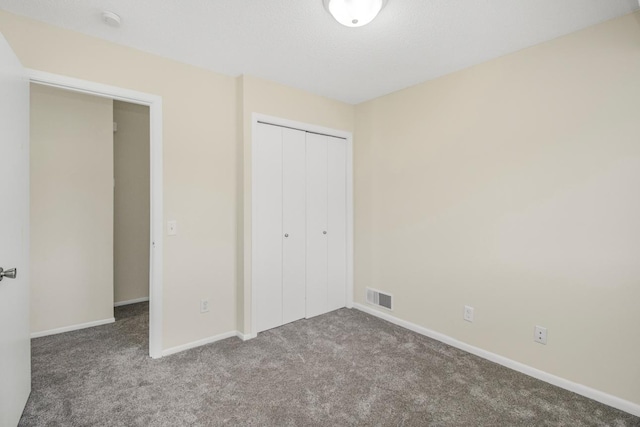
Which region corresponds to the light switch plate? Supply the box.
[167,220,177,236]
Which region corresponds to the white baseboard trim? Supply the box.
[353,303,640,417]
[114,297,150,307]
[236,331,257,341]
[31,317,115,339]
[161,331,238,357]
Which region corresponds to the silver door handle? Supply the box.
[0,267,17,281]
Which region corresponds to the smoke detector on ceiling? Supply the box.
[101,11,121,28]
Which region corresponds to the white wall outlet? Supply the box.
[167,220,177,236]
[534,325,547,345]
[463,305,474,322]
[200,299,210,313]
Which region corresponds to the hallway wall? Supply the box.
[30,83,114,333]
[113,101,150,305]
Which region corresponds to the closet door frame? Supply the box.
[250,113,354,337]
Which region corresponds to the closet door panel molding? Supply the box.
[252,123,284,333]
[327,137,347,311]
[282,128,307,325]
[305,133,329,319]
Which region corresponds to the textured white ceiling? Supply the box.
[0,0,637,104]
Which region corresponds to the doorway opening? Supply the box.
[28,70,163,358]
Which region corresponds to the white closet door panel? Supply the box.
[305,133,328,318]
[327,137,347,311]
[282,128,306,324]
[253,123,283,333]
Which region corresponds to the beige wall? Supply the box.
[113,101,150,304]
[354,12,640,405]
[30,84,114,333]
[0,10,237,349]
[238,75,355,334]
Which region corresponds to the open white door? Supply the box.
[0,33,31,426]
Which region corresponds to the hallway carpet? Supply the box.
[19,303,639,426]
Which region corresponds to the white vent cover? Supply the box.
[366,288,393,310]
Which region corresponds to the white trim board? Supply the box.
[236,331,257,342]
[31,318,115,339]
[27,69,164,359]
[249,113,354,337]
[161,331,238,357]
[353,303,640,417]
[114,297,150,307]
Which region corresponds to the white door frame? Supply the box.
[250,113,354,337]
[27,69,164,359]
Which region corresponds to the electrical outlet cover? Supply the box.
[200,299,210,313]
[534,325,547,345]
[463,305,474,322]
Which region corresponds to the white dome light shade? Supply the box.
[325,0,387,27]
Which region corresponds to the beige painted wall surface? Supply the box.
[238,75,355,333]
[114,101,150,304]
[0,10,237,349]
[30,84,114,333]
[355,12,640,405]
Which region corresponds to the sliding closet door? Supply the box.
[281,128,306,324]
[305,133,329,318]
[254,121,348,333]
[327,137,347,311]
[253,123,283,333]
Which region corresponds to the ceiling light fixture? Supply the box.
[323,0,388,28]
[101,11,121,28]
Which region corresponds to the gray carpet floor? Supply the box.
[19,303,640,426]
